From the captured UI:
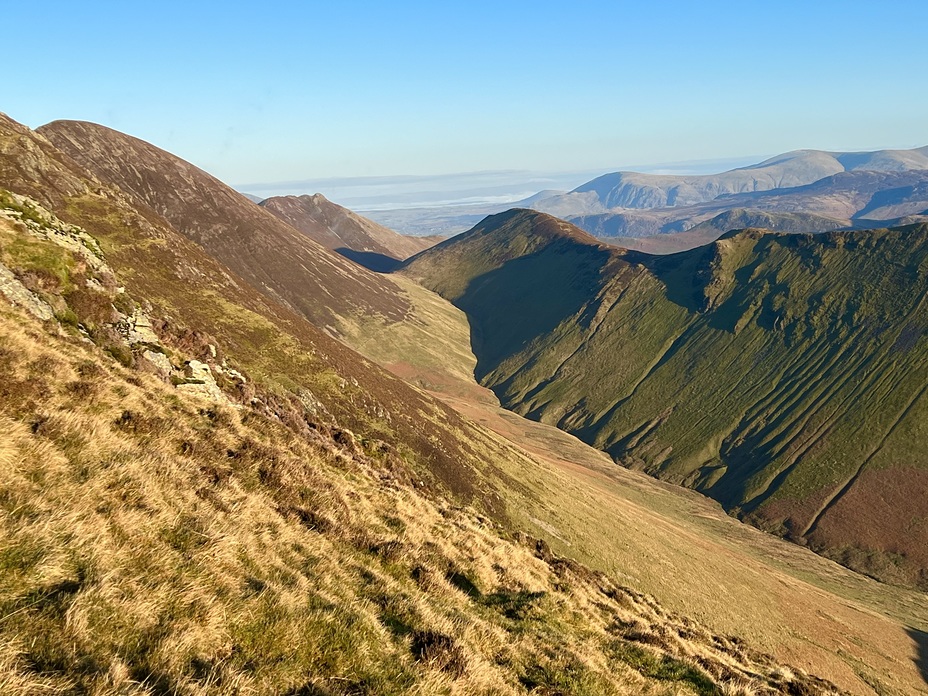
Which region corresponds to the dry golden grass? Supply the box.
[0,298,839,694]
[337,274,496,404]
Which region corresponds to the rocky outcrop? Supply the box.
[141,349,171,375]
[125,307,159,345]
[0,261,54,321]
[175,359,226,402]
[0,191,106,271]
[0,189,241,405]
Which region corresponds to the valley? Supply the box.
[330,247,928,694]
[402,209,928,593]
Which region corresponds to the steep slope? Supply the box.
[340,254,928,694]
[402,209,928,589]
[0,211,843,696]
[37,119,410,331]
[536,145,928,215]
[260,193,438,271]
[0,112,502,513]
[400,210,624,376]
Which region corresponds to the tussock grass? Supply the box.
[0,301,838,694]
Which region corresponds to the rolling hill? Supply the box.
[260,193,440,271]
[402,208,928,589]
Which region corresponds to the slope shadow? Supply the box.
[907,627,928,686]
[335,248,401,273]
[454,244,611,382]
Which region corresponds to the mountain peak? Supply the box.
[259,191,438,269]
[466,208,605,247]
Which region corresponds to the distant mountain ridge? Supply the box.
[536,145,928,215]
[559,168,928,251]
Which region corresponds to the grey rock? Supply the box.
[142,350,172,375]
[176,360,226,402]
[0,262,54,321]
[127,308,159,345]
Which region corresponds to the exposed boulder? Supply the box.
[142,349,172,376]
[0,261,54,321]
[175,359,227,402]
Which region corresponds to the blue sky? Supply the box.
[6,1,927,186]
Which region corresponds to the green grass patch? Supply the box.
[609,640,717,694]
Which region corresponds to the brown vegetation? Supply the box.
[0,299,841,694]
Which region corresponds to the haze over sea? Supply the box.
[236,156,761,211]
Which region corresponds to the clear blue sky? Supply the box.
[6,1,927,184]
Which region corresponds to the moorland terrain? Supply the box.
[0,114,926,694]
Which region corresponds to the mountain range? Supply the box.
[521,148,927,251]
[354,146,928,248]
[536,146,928,214]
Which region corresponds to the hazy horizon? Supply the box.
[233,155,766,210]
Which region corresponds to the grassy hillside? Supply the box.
[402,209,928,590]
[1,272,828,695]
[1,113,524,516]
[37,119,412,332]
[0,121,844,694]
[336,251,928,694]
[260,193,438,271]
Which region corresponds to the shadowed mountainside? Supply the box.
[259,193,440,270]
[38,120,412,331]
[402,208,928,589]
